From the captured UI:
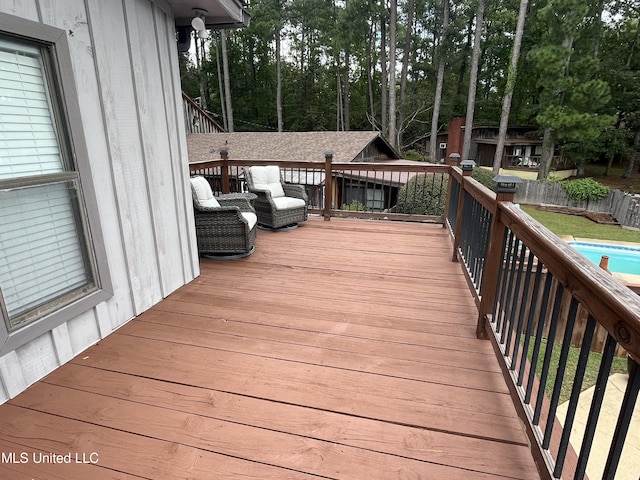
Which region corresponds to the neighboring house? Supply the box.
[0,0,247,403]
[187,131,404,210]
[187,131,401,163]
[414,119,569,175]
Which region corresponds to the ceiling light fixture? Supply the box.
[191,8,208,32]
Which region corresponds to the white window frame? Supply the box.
[0,13,112,354]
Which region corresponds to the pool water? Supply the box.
[568,241,640,276]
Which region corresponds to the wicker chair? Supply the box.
[190,176,257,258]
[244,166,308,229]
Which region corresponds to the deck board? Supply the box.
[0,217,540,479]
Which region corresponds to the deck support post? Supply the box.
[443,166,454,229]
[324,152,333,221]
[451,167,473,262]
[220,148,230,194]
[476,190,516,340]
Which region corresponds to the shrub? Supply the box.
[402,149,426,161]
[560,178,610,202]
[471,167,497,192]
[392,173,448,215]
[341,200,365,211]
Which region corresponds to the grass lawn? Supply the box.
[521,205,640,244]
[526,338,629,404]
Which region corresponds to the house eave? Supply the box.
[169,0,250,30]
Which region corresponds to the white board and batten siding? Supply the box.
[0,0,199,402]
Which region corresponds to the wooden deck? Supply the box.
[0,217,540,479]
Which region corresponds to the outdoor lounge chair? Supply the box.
[190,176,257,258]
[244,166,308,229]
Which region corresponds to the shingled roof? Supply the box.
[186,131,401,163]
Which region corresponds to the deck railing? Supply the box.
[448,167,640,480]
[189,153,449,223]
[182,92,224,134]
[188,155,639,479]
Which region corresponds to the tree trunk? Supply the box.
[623,130,640,178]
[461,0,485,162]
[366,20,376,121]
[388,0,397,147]
[214,33,228,131]
[336,63,343,130]
[537,127,554,180]
[344,49,350,131]
[380,18,388,137]
[605,155,614,176]
[220,29,234,132]
[429,0,449,163]
[399,0,414,147]
[194,32,208,112]
[493,0,529,174]
[456,11,475,107]
[276,31,283,132]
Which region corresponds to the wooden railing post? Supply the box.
[451,166,473,262]
[324,151,333,221]
[443,166,453,229]
[476,187,517,339]
[219,148,230,193]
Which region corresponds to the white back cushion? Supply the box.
[190,177,220,208]
[250,166,285,198]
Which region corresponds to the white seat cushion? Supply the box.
[241,212,257,229]
[199,197,221,208]
[250,166,285,198]
[272,196,306,211]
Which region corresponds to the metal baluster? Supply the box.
[525,272,554,404]
[498,230,518,335]
[533,283,565,426]
[501,236,522,344]
[504,238,528,356]
[574,334,615,478]
[602,356,640,479]
[517,261,543,386]
[555,314,597,478]
[510,250,535,369]
[492,228,511,331]
[543,298,580,449]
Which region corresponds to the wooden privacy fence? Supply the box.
[515,179,640,230]
[448,166,640,480]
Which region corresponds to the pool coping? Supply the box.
[560,235,640,287]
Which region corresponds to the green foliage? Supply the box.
[402,149,425,161]
[341,200,365,211]
[471,167,497,192]
[182,0,638,164]
[559,177,610,202]
[392,174,448,215]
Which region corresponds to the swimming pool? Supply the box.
[568,241,640,276]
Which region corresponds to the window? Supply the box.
[365,188,384,211]
[0,14,110,349]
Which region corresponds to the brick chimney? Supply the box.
[446,117,465,164]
